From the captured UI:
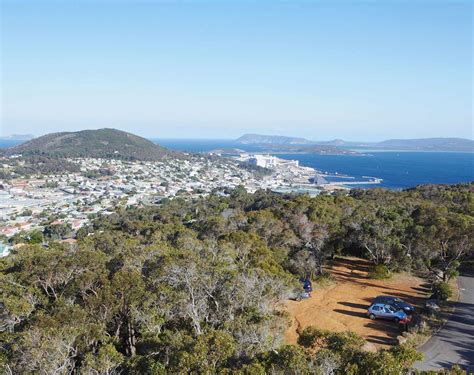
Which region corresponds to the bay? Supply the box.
[154,139,474,190]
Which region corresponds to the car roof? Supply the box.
[371,303,392,308]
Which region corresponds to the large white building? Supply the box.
[249,155,278,168]
[248,154,300,169]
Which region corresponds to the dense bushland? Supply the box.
[1,183,472,373]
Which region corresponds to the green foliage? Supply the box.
[297,326,329,348]
[432,282,453,301]
[314,271,336,286]
[82,343,124,374]
[389,343,424,368]
[1,183,472,373]
[177,331,236,373]
[2,155,80,177]
[9,229,43,245]
[369,264,392,280]
[267,345,313,373]
[43,223,73,240]
[10,128,170,161]
[326,331,365,353]
[237,162,273,178]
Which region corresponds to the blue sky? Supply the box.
[1,0,472,140]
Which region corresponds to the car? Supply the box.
[372,295,415,314]
[367,303,408,323]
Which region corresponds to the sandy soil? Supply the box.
[284,257,429,349]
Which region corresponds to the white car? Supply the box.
[367,303,408,323]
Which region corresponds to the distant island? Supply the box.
[236,134,474,152]
[5,128,171,161]
[237,134,314,145]
[236,134,360,155]
[373,138,474,152]
[0,134,35,141]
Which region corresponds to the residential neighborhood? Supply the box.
[0,153,322,245]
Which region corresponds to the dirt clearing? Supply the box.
[284,257,429,349]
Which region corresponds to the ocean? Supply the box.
[154,139,474,190]
[0,140,25,148]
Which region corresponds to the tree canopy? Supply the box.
[1,183,472,374]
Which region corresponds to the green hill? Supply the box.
[7,128,171,161]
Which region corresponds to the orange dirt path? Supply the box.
[284,257,429,349]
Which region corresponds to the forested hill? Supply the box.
[6,128,172,161]
[2,183,473,373]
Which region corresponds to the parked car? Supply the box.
[367,303,408,323]
[373,295,415,314]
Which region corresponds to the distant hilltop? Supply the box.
[236,134,474,152]
[236,134,314,145]
[5,128,171,161]
[375,138,474,152]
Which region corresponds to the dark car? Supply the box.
[373,295,415,314]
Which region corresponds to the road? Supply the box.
[415,272,474,372]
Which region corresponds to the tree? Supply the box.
[82,343,124,375]
[177,331,236,373]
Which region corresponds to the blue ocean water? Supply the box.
[154,139,474,190]
[0,140,25,148]
[277,152,473,189]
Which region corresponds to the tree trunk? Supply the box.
[126,319,137,357]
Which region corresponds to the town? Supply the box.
[0,153,329,253]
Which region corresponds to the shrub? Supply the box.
[389,344,424,367]
[314,272,335,286]
[270,345,312,372]
[326,331,365,353]
[432,282,453,301]
[297,326,329,348]
[369,264,391,280]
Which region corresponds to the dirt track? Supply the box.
[284,257,429,349]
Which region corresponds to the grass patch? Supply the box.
[368,264,392,280]
[314,272,335,287]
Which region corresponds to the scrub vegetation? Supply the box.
[1,183,472,374]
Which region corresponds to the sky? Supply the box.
[1,0,472,141]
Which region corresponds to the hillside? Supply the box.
[236,133,314,145]
[7,128,171,160]
[376,138,474,152]
[237,134,474,152]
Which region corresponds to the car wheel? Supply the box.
[369,314,376,320]
[393,317,400,323]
